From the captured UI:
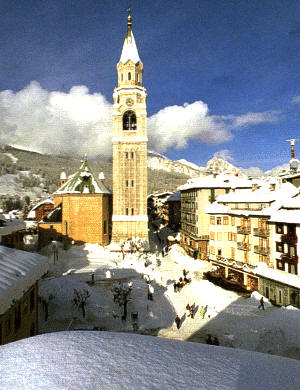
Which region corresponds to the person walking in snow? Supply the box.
[190,306,195,319]
[186,304,191,317]
[173,282,177,293]
[175,315,181,330]
[148,284,154,301]
[258,296,265,310]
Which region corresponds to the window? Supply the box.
[210,232,215,240]
[121,74,123,81]
[231,217,235,226]
[30,289,35,312]
[289,264,297,275]
[125,152,129,158]
[231,247,235,259]
[276,242,284,253]
[217,248,222,256]
[217,217,222,225]
[123,110,137,130]
[103,221,107,235]
[131,152,134,159]
[228,232,232,241]
[136,73,139,82]
[289,245,297,257]
[276,223,284,234]
[126,208,129,216]
[233,233,237,242]
[210,216,215,225]
[126,180,129,187]
[209,189,216,203]
[276,260,284,270]
[210,246,215,255]
[223,216,229,225]
[131,180,134,187]
[217,232,222,241]
[131,208,134,215]
[128,72,131,80]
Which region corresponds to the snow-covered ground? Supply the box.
[1,331,300,390]
[38,241,300,361]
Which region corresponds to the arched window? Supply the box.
[123,110,137,130]
[128,72,131,80]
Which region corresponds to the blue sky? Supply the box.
[0,0,299,171]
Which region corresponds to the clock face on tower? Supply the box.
[126,98,134,107]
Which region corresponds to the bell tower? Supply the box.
[111,10,148,242]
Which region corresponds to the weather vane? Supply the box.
[127,6,132,16]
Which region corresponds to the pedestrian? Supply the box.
[148,285,154,301]
[258,296,265,310]
[212,336,219,346]
[206,334,213,345]
[183,269,188,277]
[173,282,177,293]
[175,315,181,330]
[199,305,205,319]
[190,307,195,319]
[186,304,191,317]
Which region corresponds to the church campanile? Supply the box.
[111,11,148,242]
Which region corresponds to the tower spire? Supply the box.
[119,6,140,65]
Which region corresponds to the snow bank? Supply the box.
[0,331,300,390]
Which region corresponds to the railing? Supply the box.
[237,242,251,251]
[253,228,269,238]
[254,245,270,255]
[280,254,298,263]
[237,226,251,234]
[281,234,298,244]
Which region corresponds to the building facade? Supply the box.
[111,12,148,242]
[179,176,252,259]
[206,181,300,305]
[39,159,112,247]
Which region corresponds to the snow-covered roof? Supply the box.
[0,331,299,390]
[0,245,49,315]
[55,160,111,195]
[0,218,25,237]
[255,262,300,289]
[178,175,253,191]
[119,20,141,64]
[166,192,181,202]
[269,209,300,224]
[31,198,54,211]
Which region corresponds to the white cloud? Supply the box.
[148,101,232,152]
[213,149,234,162]
[0,81,113,158]
[291,96,300,104]
[221,110,281,129]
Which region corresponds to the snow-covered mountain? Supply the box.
[1,331,299,390]
[148,151,246,178]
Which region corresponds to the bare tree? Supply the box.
[73,289,90,318]
[112,283,132,322]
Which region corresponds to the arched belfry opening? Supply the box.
[123,110,137,130]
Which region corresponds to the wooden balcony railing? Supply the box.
[253,228,269,238]
[281,234,298,244]
[237,226,251,234]
[254,245,270,255]
[237,242,251,251]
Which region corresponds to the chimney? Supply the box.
[213,173,217,178]
[270,182,276,191]
[231,186,236,193]
[252,183,258,192]
[98,172,105,183]
[60,170,67,187]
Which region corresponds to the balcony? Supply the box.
[281,234,298,245]
[253,228,269,238]
[254,245,270,255]
[237,242,251,251]
[280,254,298,264]
[237,226,251,234]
